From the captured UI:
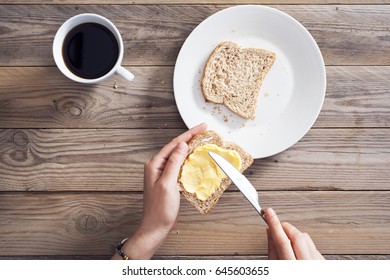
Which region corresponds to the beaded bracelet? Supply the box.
[116,238,131,260]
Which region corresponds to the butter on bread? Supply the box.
[178,130,254,215]
[201,41,276,119]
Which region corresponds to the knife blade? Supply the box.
[208,151,267,223]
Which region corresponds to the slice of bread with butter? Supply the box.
[178,130,254,214]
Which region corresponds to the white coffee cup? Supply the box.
[53,13,134,83]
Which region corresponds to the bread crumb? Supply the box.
[176,231,180,234]
[223,115,228,122]
[161,80,165,85]
[241,123,246,128]
[212,106,222,115]
[264,92,270,97]
[113,82,118,89]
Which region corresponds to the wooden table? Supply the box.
[0,0,389,260]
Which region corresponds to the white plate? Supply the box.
[173,5,326,159]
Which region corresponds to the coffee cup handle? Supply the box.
[116,66,134,81]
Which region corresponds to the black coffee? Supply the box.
[63,23,119,79]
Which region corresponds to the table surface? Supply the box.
[0,0,389,260]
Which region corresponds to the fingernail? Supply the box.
[266,208,275,218]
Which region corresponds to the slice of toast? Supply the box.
[178,130,254,214]
[201,41,276,119]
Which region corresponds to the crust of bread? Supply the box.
[201,41,276,119]
[178,131,254,215]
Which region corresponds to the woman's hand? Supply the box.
[112,123,207,260]
[139,123,207,242]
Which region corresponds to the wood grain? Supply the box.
[2,1,388,4]
[0,191,389,256]
[0,5,389,66]
[318,66,390,128]
[0,128,389,192]
[0,66,389,129]
[0,66,178,129]
[0,0,389,261]
[1,255,389,260]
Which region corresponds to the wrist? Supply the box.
[137,223,172,246]
[112,226,170,260]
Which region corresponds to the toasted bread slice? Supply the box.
[178,130,254,214]
[201,41,276,119]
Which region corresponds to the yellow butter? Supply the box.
[180,143,242,201]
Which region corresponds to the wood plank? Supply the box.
[157,255,390,260]
[1,255,389,260]
[0,5,389,66]
[318,66,390,128]
[2,1,388,5]
[0,66,179,129]
[0,128,389,191]
[0,191,389,256]
[0,66,389,129]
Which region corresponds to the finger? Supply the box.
[265,208,296,260]
[266,228,278,260]
[282,222,311,260]
[155,123,207,161]
[145,123,206,188]
[145,123,205,181]
[303,232,325,260]
[157,141,188,187]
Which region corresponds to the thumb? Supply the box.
[159,142,188,186]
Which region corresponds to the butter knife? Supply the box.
[208,151,267,223]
